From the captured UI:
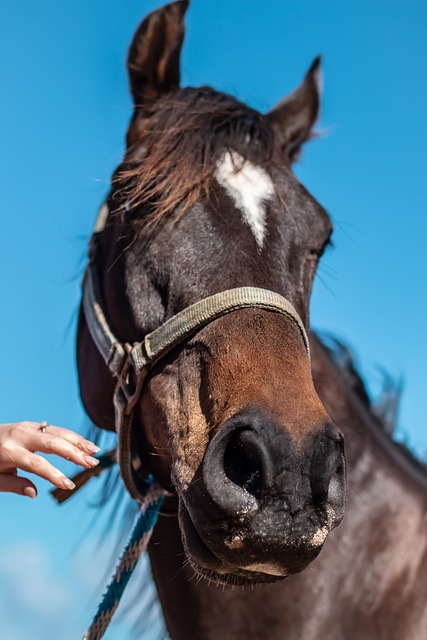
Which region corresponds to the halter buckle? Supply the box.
[114,344,149,416]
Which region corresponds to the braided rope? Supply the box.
[83,482,164,640]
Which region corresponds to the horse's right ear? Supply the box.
[127,0,189,106]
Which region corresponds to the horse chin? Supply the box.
[179,501,292,587]
[190,565,286,588]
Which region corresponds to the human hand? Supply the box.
[0,421,100,498]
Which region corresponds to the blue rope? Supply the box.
[83,482,164,640]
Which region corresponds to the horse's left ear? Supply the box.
[127,0,189,106]
[267,56,322,162]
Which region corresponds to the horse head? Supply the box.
[77,0,346,586]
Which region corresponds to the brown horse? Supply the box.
[76,2,426,638]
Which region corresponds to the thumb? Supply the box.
[0,473,38,498]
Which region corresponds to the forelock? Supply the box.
[112,87,275,229]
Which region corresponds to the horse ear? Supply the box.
[267,56,322,162]
[127,0,189,106]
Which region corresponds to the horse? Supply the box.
[76,2,427,638]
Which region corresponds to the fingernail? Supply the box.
[24,487,37,499]
[85,443,100,454]
[63,478,76,490]
[84,456,100,467]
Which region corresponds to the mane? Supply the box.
[318,334,427,476]
[112,86,275,227]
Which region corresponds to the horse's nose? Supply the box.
[202,409,346,523]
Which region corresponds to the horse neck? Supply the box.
[310,336,427,638]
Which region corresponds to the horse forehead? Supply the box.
[215,151,275,249]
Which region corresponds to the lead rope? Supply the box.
[82,481,164,640]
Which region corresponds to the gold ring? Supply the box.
[39,421,48,434]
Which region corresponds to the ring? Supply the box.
[39,421,48,434]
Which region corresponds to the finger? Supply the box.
[32,433,100,469]
[0,472,38,498]
[37,425,100,454]
[11,448,76,491]
[18,422,99,455]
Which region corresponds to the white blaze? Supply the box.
[215,151,274,249]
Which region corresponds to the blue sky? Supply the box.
[0,1,426,638]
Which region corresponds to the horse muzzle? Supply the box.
[178,408,346,585]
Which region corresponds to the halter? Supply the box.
[83,200,310,503]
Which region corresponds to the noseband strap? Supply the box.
[84,266,310,374]
[83,204,310,501]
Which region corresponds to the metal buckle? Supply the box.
[115,344,148,416]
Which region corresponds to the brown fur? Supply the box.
[137,310,328,492]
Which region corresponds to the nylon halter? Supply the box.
[83,201,310,503]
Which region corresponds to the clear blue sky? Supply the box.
[1,1,426,638]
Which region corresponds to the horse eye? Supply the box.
[310,236,333,260]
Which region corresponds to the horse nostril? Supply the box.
[327,454,346,508]
[223,429,268,500]
[202,416,275,516]
[310,427,346,526]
